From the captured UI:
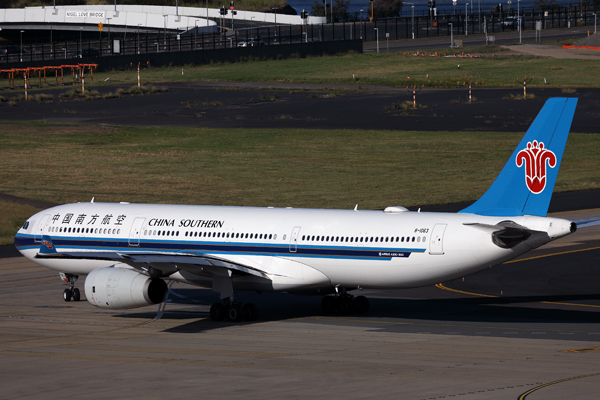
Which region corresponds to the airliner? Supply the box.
[15,98,583,322]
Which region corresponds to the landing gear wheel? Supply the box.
[63,288,72,302]
[339,296,355,314]
[354,296,369,314]
[321,296,337,314]
[227,303,243,322]
[210,303,226,321]
[72,288,81,302]
[242,303,259,321]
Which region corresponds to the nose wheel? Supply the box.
[60,273,80,302]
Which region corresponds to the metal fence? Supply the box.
[3,4,597,64]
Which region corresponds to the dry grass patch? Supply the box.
[0,201,42,246]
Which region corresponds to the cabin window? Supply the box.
[412,237,415,242]
[422,236,426,242]
[417,236,420,242]
[269,234,273,240]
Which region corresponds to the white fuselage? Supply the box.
[16,202,574,293]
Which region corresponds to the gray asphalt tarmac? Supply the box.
[1,206,599,399]
[1,59,599,398]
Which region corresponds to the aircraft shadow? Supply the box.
[112,288,600,334]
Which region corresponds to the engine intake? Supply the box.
[84,266,168,309]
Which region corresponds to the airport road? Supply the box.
[3,84,600,133]
[1,208,599,399]
[363,27,591,52]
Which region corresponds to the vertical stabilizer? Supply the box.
[459,97,577,217]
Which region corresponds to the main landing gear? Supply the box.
[210,299,259,322]
[321,293,369,315]
[60,272,80,302]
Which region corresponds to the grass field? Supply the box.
[2,122,598,244]
[1,45,598,94]
[0,201,42,246]
[1,122,598,206]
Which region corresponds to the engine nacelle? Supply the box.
[84,266,168,309]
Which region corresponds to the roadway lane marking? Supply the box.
[436,246,600,309]
[435,283,497,298]
[517,372,600,400]
[503,246,600,264]
[437,282,600,309]
[562,346,600,353]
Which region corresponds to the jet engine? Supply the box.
[84,266,168,309]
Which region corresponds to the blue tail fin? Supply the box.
[459,97,578,217]
[39,235,58,255]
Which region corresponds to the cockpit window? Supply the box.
[22,221,29,230]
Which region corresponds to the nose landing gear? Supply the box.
[60,272,80,302]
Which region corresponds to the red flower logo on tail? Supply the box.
[515,140,557,194]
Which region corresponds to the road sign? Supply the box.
[98,22,103,31]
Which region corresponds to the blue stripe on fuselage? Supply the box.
[14,234,425,260]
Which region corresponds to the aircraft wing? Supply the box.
[35,235,270,279]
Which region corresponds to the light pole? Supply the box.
[465,3,469,36]
[411,5,415,39]
[517,0,521,43]
[163,14,167,45]
[404,3,415,39]
[194,20,198,49]
[79,27,83,55]
[250,16,255,38]
[20,30,24,62]
[477,0,480,33]
[107,17,112,51]
[594,13,597,34]
[273,7,278,40]
[206,0,209,27]
[137,24,141,54]
[374,28,379,53]
[449,22,453,47]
